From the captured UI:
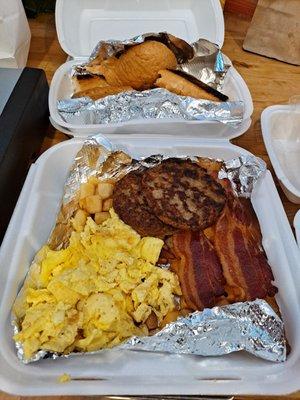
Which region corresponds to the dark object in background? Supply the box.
[0,68,49,243]
[22,0,56,18]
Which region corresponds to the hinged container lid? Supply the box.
[55,0,225,59]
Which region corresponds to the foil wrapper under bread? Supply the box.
[58,34,237,126]
[12,136,282,364]
[57,89,244,127]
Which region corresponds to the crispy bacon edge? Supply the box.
[171,230,226,310]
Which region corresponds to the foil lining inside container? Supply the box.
[12,135,285,364]
[13,299,286,364]
[57,89,244,127]
[179,38,230,88]
[121,300,286,362]
[219,155,267,197]
[57,34,242,127]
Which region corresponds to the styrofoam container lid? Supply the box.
[55,0,225,59]
[261,104,300,204]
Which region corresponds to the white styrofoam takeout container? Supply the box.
[0,135,300,397]
[294,210,300,246]
[261,104,300,204]
[49,0,253,138]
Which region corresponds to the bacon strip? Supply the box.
[171,231,226,310]
[214,196,277,301]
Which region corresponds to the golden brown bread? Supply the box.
[155,69,221,101]
[97,41,177,90]
[72,75,109,94]
[84,65,105,75]
[72,85,133,100]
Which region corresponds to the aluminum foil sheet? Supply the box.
[179,38,230,89]
[121,299,286,362]
[219,155,267,197]
[57,89,244,127]
[13,300,286,363]
[12,137,283,364]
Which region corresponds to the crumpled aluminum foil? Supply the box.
[179,38,230,89]
[13,300,286,363]
[219,155,267,197]
[57,89,244,127]
[121,299,286,362]
[12,136,283,364]
[58,34,236,127]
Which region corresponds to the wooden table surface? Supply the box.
[1,9,300,400]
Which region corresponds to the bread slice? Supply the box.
[72,85,134,101]
[72,75,109,94]
[155,69,228,101]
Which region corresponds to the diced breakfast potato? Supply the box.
[79,197,86,210]
[80,182,95,199]
[94,211,110,225]
[84,195,102,214]
[102,198,113,212]
[97,182,114,199]
[88,176,100,186]
[145,311,158,330]
[72,209,88,232]
[161,310,181,328]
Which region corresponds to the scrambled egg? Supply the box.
[13,210,181,360]
[58,373,71,383]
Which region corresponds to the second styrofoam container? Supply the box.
[49,0,253,138]
[261,104,300,203]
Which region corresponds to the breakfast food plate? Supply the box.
[49,0,253,137]
[0,135,300,396]
[1,1,299,397]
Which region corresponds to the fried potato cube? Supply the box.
[79,197,86,210]
[97,182,114,199]
[94,212,110,225]
[145,311,158,330]
[102,198,113,212]
[80,182,95,199]
[84,195,102,214]
[161,310,181,328]
[72,209,88,232]
[88,176,99,186]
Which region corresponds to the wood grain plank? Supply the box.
[225,0,259,17]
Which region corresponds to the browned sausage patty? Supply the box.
[113,169,175,237]
[141,159,227,230]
